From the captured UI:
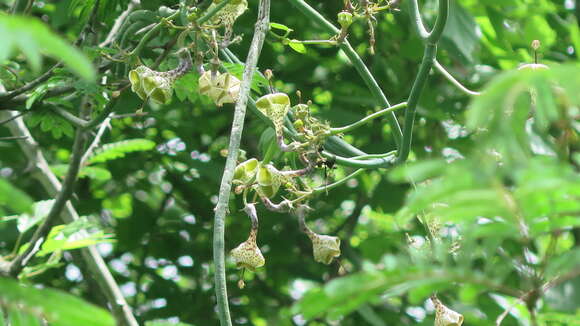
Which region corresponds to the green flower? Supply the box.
[128,66,174,104]
[432,296,464,326]
[233,158,259,184]
[254,163,282,198]
[198,71,241,107]
[307,231,341,265]
[230,229,265,272]
[256,93,291,145]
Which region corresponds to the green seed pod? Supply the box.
[337,11,353,29]
[233,158,259,184]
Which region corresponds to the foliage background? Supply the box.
[0,0,579,325]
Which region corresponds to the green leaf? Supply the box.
[270,22,293,33]
[37,216,115,257]
[0,277,115,326]
[51,165,112,181]
[88,139,156,164]
[288,40,307,54]
[440,0,480,64]
[0,179,34,215]
[0,15,95,81]
[16,200,55,233]
[222,62,268,93]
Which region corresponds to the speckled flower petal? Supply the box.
[307,232,341,265]
[230,238,265,272]
[432,296,464,326]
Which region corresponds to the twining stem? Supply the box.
[396,44,436,163]
[212,1,270,325]
[433,59,481,96]
[287,0,403,147]
[321,150,396,169]
[330,102,407,135]
[396,0,449,163]
[312,168,365,194]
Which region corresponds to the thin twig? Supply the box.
[0,64,62,101]
[81,114,113,166]
[0,110,139,326]
[8,105,89,276]
[433,59,481,96]
[330,102,407,135]
[212,1,270,325]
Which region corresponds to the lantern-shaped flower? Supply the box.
[432,295,464,326]
[256,93,299,151]
[254,163,282,198]
[208,0,248,28]
[307,232,341,265]
[230,234,265,271]
[230,204,265,272]
[198,71,241,107]
[296,205,341,265]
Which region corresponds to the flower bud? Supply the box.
[432,296,464,326]
[338,11,353,29]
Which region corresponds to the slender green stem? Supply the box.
[53,107,89,128]
[408,0,429,40]
[213,1,270,325]
[322,150,396,168]
[287,0,403,147]
[291,39,337,45]
[433,59,481,96]
[129,12,180,57]
[197,0,233,25]
[312,168,365,194]
[349,151,397,160]
[330,102,407,135]
[427,0,450,45]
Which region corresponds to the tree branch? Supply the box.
[212,0,270,325]
[0,110,139,326]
